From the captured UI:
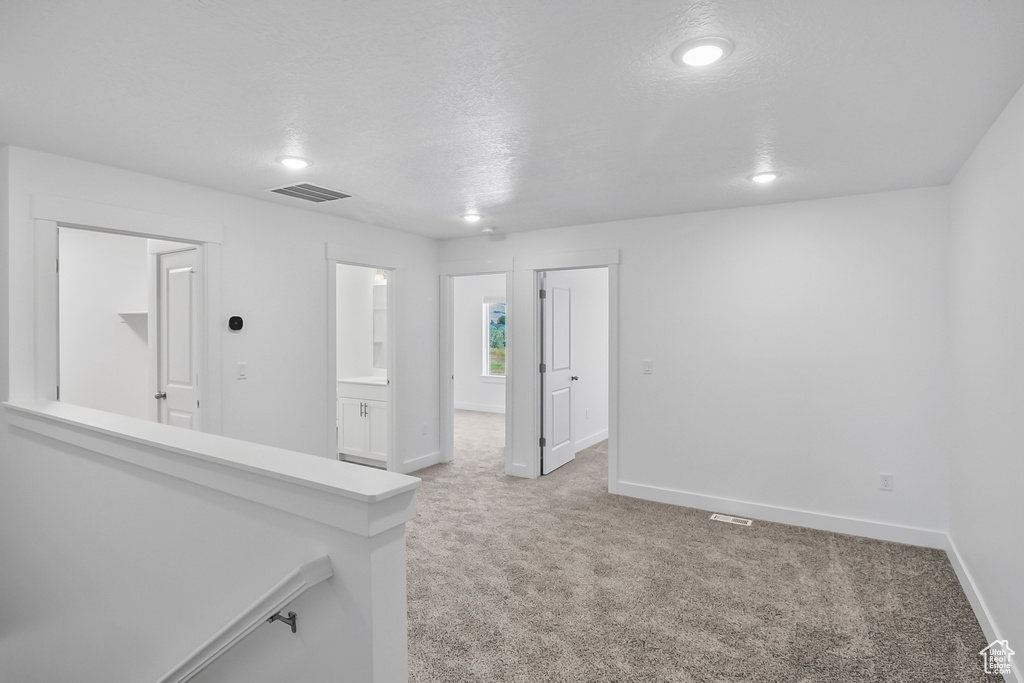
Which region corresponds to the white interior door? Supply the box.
[156,248,201,430]
[541,274,576,474]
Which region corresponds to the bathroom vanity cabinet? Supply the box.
[337,378,388,466]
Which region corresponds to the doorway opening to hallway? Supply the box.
[450,273,508,463]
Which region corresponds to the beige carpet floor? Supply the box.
[406,410,997,682]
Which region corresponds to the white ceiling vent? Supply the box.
[710,513,753,526]
[268,183,352,203]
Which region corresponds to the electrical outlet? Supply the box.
[421,421,428,435]
[880,472,893,492]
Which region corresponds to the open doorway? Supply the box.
[57,227,204,429]
[538,267,609,475]
[334,263,392,469]
[451,273,508,462]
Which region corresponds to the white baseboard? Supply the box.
[575,428,608,451]
[340,453,387,469]
[615,480,948,549]
[454,402,505,414]
[945,535,1021,683]
[397,450,442,474]
[508,461,532,478]
[614,479,1015,680]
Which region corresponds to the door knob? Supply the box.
[154,391,167,400]
[571,375,579,381]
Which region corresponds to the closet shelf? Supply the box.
[117,311,148,323]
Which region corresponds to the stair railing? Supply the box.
[156,555,334,683]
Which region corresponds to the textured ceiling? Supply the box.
[2,0,1024,240]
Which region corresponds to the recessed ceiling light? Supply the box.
[276,156,312,170]
[672,37,734,67]
[750,171,780,184]
[463,213,482,223]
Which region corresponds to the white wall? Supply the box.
[453,273,506,413]
[58,228,150,420]
[336,263,378,380]
[1,147,10,404]
[4,147,440,468]
[949,82,1024,661]
[441,187,953,543]
[0,403,414,683]
[2,147,427,681]
[543,267,608,449]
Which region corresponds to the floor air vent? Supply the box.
[710,513,753,526]
[268,183,352,203]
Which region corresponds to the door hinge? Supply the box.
[539,363,546,373]
[56,259,59,272]
[56,385,60,400]
[539,437,546,447]
[538,289,546,299]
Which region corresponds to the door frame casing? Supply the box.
[31,194,222,433]
[439,259,514,474]
[515,249,620,488]
[325,243,402,471]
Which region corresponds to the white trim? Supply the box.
[607,263,620,494]
[454,402,506,414]
[440,257,515,276]
[517,247,621,273]
[575,428,608,452]
[509,462,530,477]
[33,194,222,244]
[615,480,949,549]
[478,375,505,383]
[526,270,543,478]
[326,260,339,462]
[157,556,334,683]
[439,275,455,463]
[394,450,443,474]
[4,401,420,536]
[201,244,224,434]
[945,536,1022,682]
[325,243,408,270]
[34,220,59,401]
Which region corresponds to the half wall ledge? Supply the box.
[2,400,420,537]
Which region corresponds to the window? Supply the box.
[484,300,506,377]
